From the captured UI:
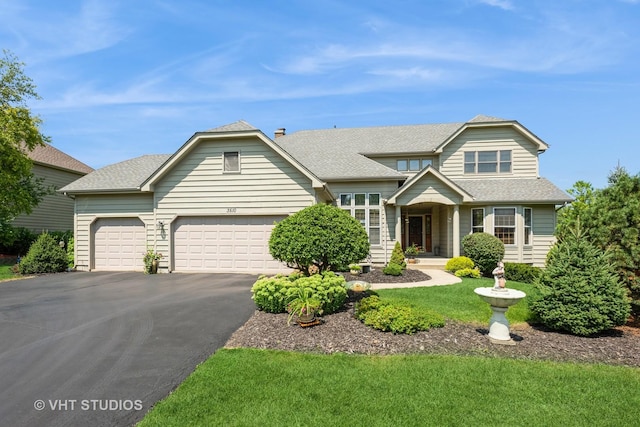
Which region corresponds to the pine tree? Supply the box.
[389,241,406,269]
[531,227,630,336]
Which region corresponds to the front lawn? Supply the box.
[0,264,19,281]
[375,277,538,324]
[139,348,640,427]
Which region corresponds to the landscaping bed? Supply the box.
[341,267,431,283]
[226,297,640,367]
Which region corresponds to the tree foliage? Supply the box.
[560,168,640,317]
[0,50,52,244]
[555,180,595,241]
[461,232,505,277]
[269,204,370,275]
[531,227,630,336]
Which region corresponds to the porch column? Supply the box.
[452,205,460,257]
[395,206,402,244]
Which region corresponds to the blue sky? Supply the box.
[2,0,639,190]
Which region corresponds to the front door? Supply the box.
[408,217,422,249]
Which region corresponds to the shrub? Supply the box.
[0,226,37,255]
[504,262,541,284]
[251,271,348,315]
[389,241,406,269]
[445,256,474,273]
[383,263,403,276]
[18,233,68,274]
[530,228,630,336]
[268,204,370,275]
[355,296,445,334]
[461,232,505,277]
[454,267,481,278]
[66,237,75,269]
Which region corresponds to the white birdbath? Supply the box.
[474,287,526,345]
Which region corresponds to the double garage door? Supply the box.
[93,216,284,273]
[173,216,285,273]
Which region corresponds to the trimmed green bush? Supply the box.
[461,232,505,277]
[383,262,403,276]
[268,204,370,275]
[355,296,445,334]
[251,271,348,315]
[389,241,407,269]
[18,233,67,274]
[530,229,630,336]
[66,237,75,269]
[445,256,474,273]
[504,262,541,284]
[454,267,481,278]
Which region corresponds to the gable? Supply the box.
[388,167,473,206]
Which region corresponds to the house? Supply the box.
[11,143,93,232]
[59,115,571,273]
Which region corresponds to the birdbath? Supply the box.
[474,287,526,345]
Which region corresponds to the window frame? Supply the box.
[396,158,434,172]
[223,151,240,173]
[464,150,512,175]
[471,208,485,234]
[338,192,382,246]
[493,207,516,245]
[524,207,533,246]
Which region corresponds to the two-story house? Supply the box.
[60,115,571,273]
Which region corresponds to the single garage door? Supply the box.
[173,216,285,273]
[94,218,146,271]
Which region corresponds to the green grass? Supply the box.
[0,264,18,281]
[139,348,640,427]
[376,277,539,324]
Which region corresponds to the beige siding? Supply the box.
[12,165,84,232]
[439,128,539,180]
[395,176,463,206]
[74,194,154,271]
[458,204,556,267]
[152,138,317,269]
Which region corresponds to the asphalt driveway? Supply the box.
[0,271,257,427]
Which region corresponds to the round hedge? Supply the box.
[461,232,505,277]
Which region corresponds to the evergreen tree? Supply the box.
[531,227,630,336]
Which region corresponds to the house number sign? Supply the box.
[226,208,237,213]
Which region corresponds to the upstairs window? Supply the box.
[223,152,240,172]
[464,150,511,174]
[397,158,433,171]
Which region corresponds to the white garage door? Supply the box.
[94,218,146,271]
[173,216,285,273]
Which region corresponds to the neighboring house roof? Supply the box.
[455,178,573,203]
[27,143,94,174]
[59,154,171,193]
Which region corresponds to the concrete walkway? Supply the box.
[371,269,462,290]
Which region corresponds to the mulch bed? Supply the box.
[341,268,431,283]
[226,270,640,367]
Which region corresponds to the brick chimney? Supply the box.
[274,128,286,138]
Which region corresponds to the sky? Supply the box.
[2,0,639,191]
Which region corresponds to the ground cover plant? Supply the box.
[139,348,640,427]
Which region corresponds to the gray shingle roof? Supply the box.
[274,122,464,180]
[59,154,171,193]
[26,143,94,174]
[455,178,572,203]
[206,120,257,132]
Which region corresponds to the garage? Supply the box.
[173,216,285,273]
[93,218,146,271]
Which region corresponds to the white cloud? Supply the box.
[477,0,515,10]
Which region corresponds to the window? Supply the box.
[464,150,511,174]
[524,208,532,245]
[339,193,382,245]
[471,208,484,233]
[494,208,516,245]
[396,158,433,171]
[223,152,239,172]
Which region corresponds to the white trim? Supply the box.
[493,207,517,246]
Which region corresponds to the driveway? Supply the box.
[0,272,257,427]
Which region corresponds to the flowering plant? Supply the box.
[143,248,163,273]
